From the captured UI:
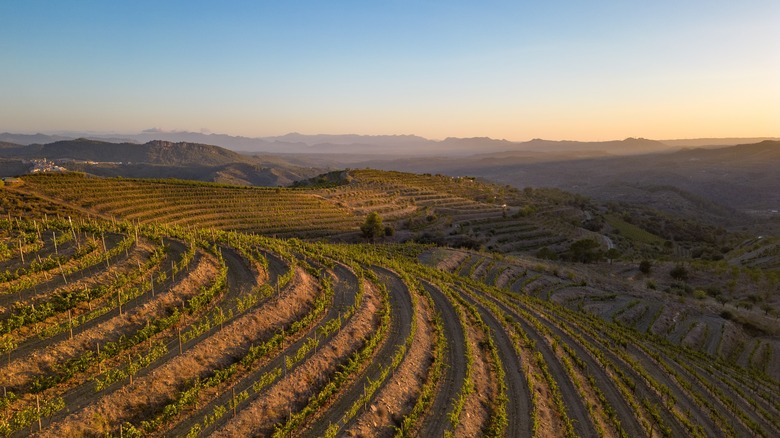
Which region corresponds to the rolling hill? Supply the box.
[0,139,323,187]
[0,157,776,436]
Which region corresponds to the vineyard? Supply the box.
[0,172,777,437]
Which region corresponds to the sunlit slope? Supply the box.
[17,173,358,238]
[17,171,595,255]
[0,209,776,436]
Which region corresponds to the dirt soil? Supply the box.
[346,289,435,437]
[42,266,317,437]
[212,279,381,437]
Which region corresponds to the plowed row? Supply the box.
[0,184,776,437]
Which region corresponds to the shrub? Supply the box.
[669,264,688,281]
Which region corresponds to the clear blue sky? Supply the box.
[1,0,778,141]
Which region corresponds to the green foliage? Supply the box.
[563,239,602,263]
[361,211,384,240]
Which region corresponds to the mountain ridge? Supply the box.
[3,131,775,156]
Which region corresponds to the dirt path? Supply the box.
[3,244,212,392]
[6,238,170,351]
[346,286,434,436]
[418,281,467,436]
[525,298,693,437]
[168,261,359,436]
[460,288,533,438]
[212,266,375,437]
[498,299,598,437]
[38,247,267,436]
[303,266,414,436]
[525,300,646,437]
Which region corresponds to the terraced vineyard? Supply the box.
[18,171,586,253]
[0,173,777,437]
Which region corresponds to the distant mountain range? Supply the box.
[2,130,775,157]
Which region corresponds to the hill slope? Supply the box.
[0,182,776,436]
[0,138,253,167]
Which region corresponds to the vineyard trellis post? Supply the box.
[36,394,41,431]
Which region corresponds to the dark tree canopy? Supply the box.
[361,212,384,240]
[670,264,689,281]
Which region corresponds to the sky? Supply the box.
[1,0,778,141]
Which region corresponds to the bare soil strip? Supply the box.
[418,281,467,436]
[2,249,216,390]
[42,265,315,437]
[303,266,414,436]
[212,274,380,437]
[461,288,533,438]
[453,304,497,437]
[345,280,434,437]
[514,296,647,437]
[167,261,359,436]
[501,299,598,437]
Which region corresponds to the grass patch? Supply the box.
[604,214,665,245]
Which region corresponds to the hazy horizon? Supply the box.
[2,128,779,145]
[2,1,778,141]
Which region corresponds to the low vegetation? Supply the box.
[0,169,775,436]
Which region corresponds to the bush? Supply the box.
[669,264,688,281]
[639,260,652,274]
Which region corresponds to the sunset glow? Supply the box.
[1,0,778,141]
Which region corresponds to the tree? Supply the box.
[565,239,602,263]
[639,260,652,274]
[605,248,620,263]
[361,212,383,241]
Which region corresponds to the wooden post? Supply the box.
[118,291,122,316]
[36,394,42,431]
[68,309,73,339]
[178,328,182,354]
[53,231,58,255]
[57,259,67,284]
[232,387,236,418]
[18,240,24,264]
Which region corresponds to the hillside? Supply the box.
[0,139,323,186]
[0,138,254,167]
[0,174,777,437]
[349,141,780,231]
